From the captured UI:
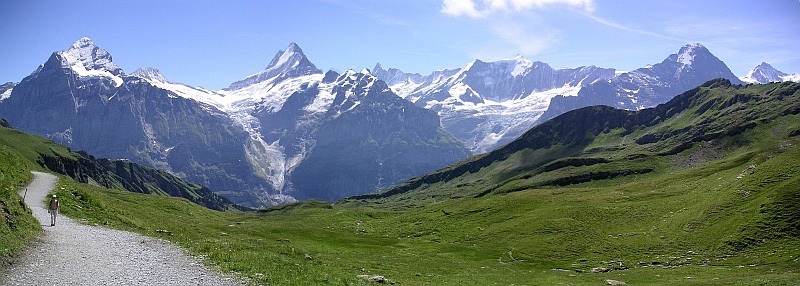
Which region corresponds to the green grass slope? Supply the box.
[0,123,245,211]
[20,80,800,285]
[46,145,800,285]
[0,146,38,267]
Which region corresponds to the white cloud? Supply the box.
[490,0,594,12]
[452,14,561,61]
[441,1,570,59]
[441,0,594,17]
[442,0,484,18]
[576,10,684,42]
[489,19,559,56]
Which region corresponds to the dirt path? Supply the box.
[0,172,241,285]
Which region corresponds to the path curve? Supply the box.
[0,172,241,285]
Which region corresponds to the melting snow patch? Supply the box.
[448,83,470,97]
[0,88,12,101]
[70,64,124,87]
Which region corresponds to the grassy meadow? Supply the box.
[51,136,800,285]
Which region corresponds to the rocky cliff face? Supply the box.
[286,71,471,200]
[237,68,471,201]
[35,149,246,211]
[0,120,245,211]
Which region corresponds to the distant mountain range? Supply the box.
[0,38,796,206]
[373,43,797,152]
[537,43,744,124]
[0,38,469,207]
[739,62,800,84]
[373,58,615,153]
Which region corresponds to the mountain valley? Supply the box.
[3,79,798,285]
[3,2,799,285]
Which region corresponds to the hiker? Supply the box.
[48,194,59,226]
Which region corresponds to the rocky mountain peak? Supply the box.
[286,42,301,51]
[58,37,123,76]
[459,55,535,80]
[647,43,740,85]
[371,63,426,87]
[374,62,385,72]
[752,62,786,77]
[741,62,792,84]
[32,37,127,87]
[335,69,382,92]
[675,42,708,66]
[752,62,786,76]
[132,67,169,83]
[70,37,95,50]
[265,42,308,70]
[540,43,743,126]
[755,61,773,69]
[226,42,321,91]
[325,69,392,114]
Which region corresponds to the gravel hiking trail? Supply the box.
[0,172,242,285]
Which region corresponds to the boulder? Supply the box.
[592,267,611,273]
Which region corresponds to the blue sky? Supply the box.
[2,0,799,90]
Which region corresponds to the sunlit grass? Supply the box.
[52,140,800,285]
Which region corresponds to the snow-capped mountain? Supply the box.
[372,63,461,103]
[221,52,470,201]
[131,67,169,82]
[273,70,471,200]
[0,39,470,205]
[740,62,800,84]
[58,37,124,87]
[225,43,321,91]
[131,67,226,108]
[374,57,615,153]
[539,43,743,123]
[0,38,269,206]
[3,38,778,206]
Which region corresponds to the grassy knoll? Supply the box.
[0,147,38,266]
